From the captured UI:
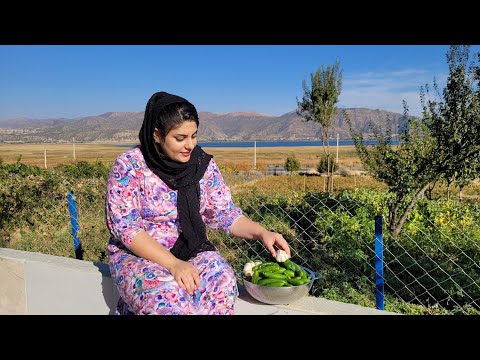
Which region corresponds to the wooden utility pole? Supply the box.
[73,137,76,161]
[253,140,257,170]
[327,153,333,192]
[336,133,339,164]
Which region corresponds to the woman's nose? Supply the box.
[185,138,194,150]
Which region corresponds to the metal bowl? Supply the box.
[239,266,322,305]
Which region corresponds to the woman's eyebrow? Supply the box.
[173,131,198,137]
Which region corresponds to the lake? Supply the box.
[198,140,399,148]
[116,139,400,148]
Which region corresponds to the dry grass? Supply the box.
[230,173,387,196]
[0,143,129,168]
[203,145,363,172]
[1,143,478,199]
[0,143,363,171]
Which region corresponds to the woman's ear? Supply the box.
[153,128,161,144]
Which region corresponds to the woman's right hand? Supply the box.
[168,259,201,295]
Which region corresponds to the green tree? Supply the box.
[284,155,301,174]
[346,45,480,237]
[297,59,342,192]
[427,46,480,200]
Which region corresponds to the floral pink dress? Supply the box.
[105,147,244,315]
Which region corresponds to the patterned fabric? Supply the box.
[110,251,238,315]
[106,147,244,314]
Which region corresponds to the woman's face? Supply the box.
[154,120,198,163]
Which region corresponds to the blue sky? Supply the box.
[1,45,478,121]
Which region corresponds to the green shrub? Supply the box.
[53,160,109,179]
[316,155,338,173]
[284,155,301,173]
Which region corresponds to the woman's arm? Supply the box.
[130,230,201,295]
[130,230,178,269]
[200,159,291,258]
[229,216,291,258]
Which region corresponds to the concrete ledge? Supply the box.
[0,247,119,315]
[0,248,395,315]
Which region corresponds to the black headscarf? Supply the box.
[139,91,216,261]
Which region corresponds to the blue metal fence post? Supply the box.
[67,191,83,260]
[374,215,384,310]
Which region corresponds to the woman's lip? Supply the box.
[181,152,191,157]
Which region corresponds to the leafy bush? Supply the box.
[316,155,338,173]
[53,160,110,179]
[284,156,301,173]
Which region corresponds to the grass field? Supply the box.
[1,142,478,198]
[0,143,363,171]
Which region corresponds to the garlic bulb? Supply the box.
[275,249,290,263]
[243,261,256,277]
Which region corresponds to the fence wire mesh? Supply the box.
[1,162,479,314]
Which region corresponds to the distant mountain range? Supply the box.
[0,108,409,143]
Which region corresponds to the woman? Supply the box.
[105,91,290,315]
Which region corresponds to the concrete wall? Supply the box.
[0,247,396,315]
[0,248,119,314]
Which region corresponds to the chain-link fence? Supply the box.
[70,179,480,314]
[1,162,479,314]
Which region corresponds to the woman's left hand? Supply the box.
[259,230,291,258]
